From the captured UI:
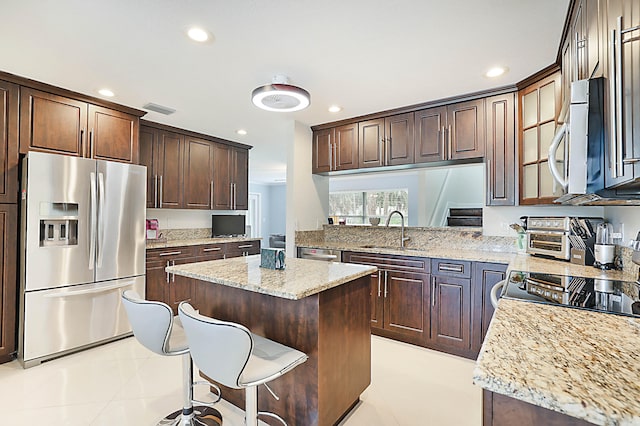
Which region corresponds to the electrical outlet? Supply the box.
[612,222,624,242]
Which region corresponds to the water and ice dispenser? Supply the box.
[38,203,79,247]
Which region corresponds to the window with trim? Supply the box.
[329,190,408,225]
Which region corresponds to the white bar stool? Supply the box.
[122,290,223,426]
[178,302,308,426]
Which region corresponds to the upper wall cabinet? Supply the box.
[485,93,516,206]
[603,0,640,189]
[19,88,139,164]
[518,71,562,205]
[0,80,19,204]
[359,113,415,168]
[140,121,251,211]
[312,123,358,173]
[415,100,486,163]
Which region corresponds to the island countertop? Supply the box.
[165,255,377,300]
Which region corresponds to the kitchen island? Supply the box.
[166,255,377,426]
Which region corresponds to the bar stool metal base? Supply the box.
[158,405,223,426]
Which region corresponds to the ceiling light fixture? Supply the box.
[328,105,342,113]
[251,75,310,112]
[485,66,508,78]
[236,129,247,135]
[98,88,114,97]
[187,27,209,42]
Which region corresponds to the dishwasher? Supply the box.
[297,247,342,262]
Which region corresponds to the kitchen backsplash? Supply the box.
[298,225,517,253]
[160,228,212,240]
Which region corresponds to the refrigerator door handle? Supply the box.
[43,280,136,298]
[97,172,106,268]
[89,172,97,270]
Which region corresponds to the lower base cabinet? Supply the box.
[344,251,507,360]
[146,240,260,314]
[483,390,591,426]
[0,205,17,363]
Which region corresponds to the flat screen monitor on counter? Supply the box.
[212,215,246,237]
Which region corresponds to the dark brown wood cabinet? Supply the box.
[483,390,591,426]
[603,0,640,189]
[0,204,17,362]
[311,124,358,173]
[518,70,562,205]
[0,81,19,204]
[415,106,447,163]
[19,88,139,164]
[428,258,474,358]
[447,99,486,160]
[183,137,214,209]
[485,93,516,206]
[146,241,260,314]
[343,251,430,346]
[359,114,415,169]
[140,121,250,211]
[472,262,507,357]
[212,144,249,210]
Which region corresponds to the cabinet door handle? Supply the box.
[447,124,452,157]
[159,251,182,256]
[171,260,175,282]
[237,244,253,249]
[210,181,214,209]
[328,142,332,171]
[439,263,464,273]
[432,279,436,307]
[377,273,381,297]
[80,129,85,156]
[440,126,445,156]
[379,138,384,165]
[202,247,221,252]
[383,270,388,298]
[166,260,170,283]
[89,129,94,158]
[159,175,163,208]
[234,183,237,209]
[154,175,158,208]
[334,142,338,170]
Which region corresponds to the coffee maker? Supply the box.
[594,222,615,269]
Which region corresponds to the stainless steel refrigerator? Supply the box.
[18,152,146,367]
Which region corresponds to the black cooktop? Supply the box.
[501,271,640,318]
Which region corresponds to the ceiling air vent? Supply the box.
[142,103,176,115]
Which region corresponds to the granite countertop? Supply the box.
[474,299,640,425]
[296,241,517,264]
[165,255,377,300]
[146,237,261,250]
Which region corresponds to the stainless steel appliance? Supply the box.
[594,222,616,269]
[548,78,640,205]
[297,247,342,262]
[498,270,640,318]
[19,152,146,367]
[525,216,603,264]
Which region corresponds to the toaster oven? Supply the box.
[525,217,603,261]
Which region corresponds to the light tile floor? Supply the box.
[0,335,481,425]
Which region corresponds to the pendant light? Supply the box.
[251,75,310,112]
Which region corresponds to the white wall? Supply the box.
[268,184,287,235]
[286,121,329,254]
[147,208,216,230]
[248,182,271,242]
[601,206,640,242]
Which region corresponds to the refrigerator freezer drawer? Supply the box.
[19,275,145,367]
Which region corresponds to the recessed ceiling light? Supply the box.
[328,105,342,113]
[187,27,209,42]
[236,129,247,136]
[252,75,310,112]
[485,66,508,78]
[98,88,114,97]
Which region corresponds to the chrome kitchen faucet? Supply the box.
[385,210,410,248]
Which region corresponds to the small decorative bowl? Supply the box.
[369,217,380,226]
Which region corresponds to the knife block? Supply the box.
[570,236,596,266]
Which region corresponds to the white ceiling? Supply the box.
[1,0,570,183]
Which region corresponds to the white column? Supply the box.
[285,121,329,255]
